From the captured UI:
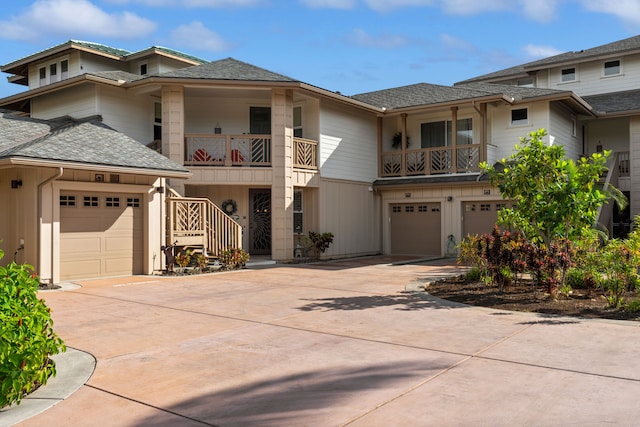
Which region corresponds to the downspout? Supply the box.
[37,167,63,284]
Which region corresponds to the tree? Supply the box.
[480,128,625,245]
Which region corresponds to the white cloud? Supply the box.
[299,0,356,9]
[364,0,434,13]
[169,21,230,51]
[523,44,563,58]
[108,0,261,5]
[0,0,156,41]
[440,33,474,51]
[347,28,409,49]
[520,0,558,22]
[580,0,640,25]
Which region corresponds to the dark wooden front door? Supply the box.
[249,189,271,255]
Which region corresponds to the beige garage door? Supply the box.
[60,192,143,281]
[390,203,441,256]
[462,201,509,237]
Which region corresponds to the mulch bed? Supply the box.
[424,275,640,322]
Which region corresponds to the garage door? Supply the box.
[462,201,509,237]
[390,203,441,256]
[60,192,143,281]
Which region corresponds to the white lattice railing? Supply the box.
[167,196,242,257]
[381,144,482,177]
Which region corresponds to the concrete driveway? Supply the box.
[7,257,640,426]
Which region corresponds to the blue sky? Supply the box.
[0,0,639,98]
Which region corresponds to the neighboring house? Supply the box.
[457,34,640,236]
[0,36,637,282]
[0,109,190,284]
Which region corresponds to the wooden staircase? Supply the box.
[166,193,243,258]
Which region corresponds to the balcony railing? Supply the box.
[381,144,481,177]
[185,134,271,167]
[184,134,318,170]
[293,137,318,170]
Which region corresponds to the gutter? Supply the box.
[37,167,64,285]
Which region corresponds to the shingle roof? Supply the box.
[160,58,298,82]
[351,82,573,110]
[0,110,189,174]
[457,35,640,84]
[582,89,640,114]
[351,83,501,109]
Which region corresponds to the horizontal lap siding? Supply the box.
[319,101,378,182]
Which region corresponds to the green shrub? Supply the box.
[465,267,482,281]
[623,300,640,313]
[0,250,65,408]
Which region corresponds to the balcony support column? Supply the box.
[400,113,407,176]
[271,88,294,260]
[451,106,458,173]
[162,85,185,195]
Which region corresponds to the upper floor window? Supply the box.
[517,77,534,87]
[154,102,162,141]
[39,67,46,86]
[420,118,473,148]
[293,106,303,138]
[561,67,576,82]
[36,57,70,87]
[511,108,528,126]
[140,62,148,75]
[604,59,621,76]
[49,63,57,83]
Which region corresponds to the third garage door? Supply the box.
[390,203,441,256]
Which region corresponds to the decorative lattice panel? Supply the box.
[430,149,451,174]
[457,146,480,172]
[406,151,426,175]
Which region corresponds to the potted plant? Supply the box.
[392,132,410,149]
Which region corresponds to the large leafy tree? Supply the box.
[481,128,625,245]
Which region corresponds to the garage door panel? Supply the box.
[61,236,102,254]
[390,203,441,256]
[60,192,143,281]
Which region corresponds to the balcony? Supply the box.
[184,134,318,169]
[381,144,481,177]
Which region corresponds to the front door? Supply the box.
[249,189,271,255]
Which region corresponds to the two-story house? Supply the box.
[0,36,636,283]
[457,34,640,237]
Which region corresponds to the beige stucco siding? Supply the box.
[318,178,381,258]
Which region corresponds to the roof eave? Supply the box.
[0,157,192,178]
[384,94,513,115]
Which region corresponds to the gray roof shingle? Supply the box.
[160,58,298,82]
[351,82,573,110]
[582,90,640,114]
[0,110,189,174]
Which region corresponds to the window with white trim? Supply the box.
[36,57,70,87]
[293,190,303,234]
[511,108,528,126]
[604,59,621,76]
[561,67,576,82]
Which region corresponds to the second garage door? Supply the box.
[390,203,441,256]
[462,201,510,237]
[60,192,143,281]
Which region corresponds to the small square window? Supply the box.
[418,205,428,212]
[511,108,528,126]
[84,196,99,207]
[561,67,576,82]
[480,204,491,212]
[106,197,120,207]
[432,207,440,212]
[405,206,414,213]
[60,195,76,207]
[392,206,402,213]
[127,197,140,208]
[604,60,621,76]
